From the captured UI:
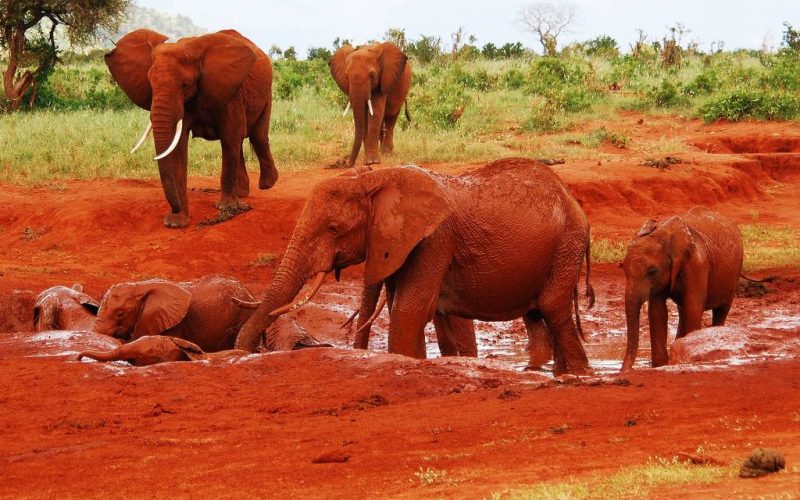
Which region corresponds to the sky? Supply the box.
[138,0,800,56]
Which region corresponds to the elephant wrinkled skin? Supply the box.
[236,158,593,375]
[77,336,248,366]
[94,276,255,352]
[105,29,278,228]
[621,207,744,371]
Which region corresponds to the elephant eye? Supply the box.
[646,267,658,277]
[327,223,339,235]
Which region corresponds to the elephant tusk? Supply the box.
[340,309,358,329]
[154,119,183,161]
[367,98,374,116]
[130,121,152,154]
[270,271,327,317]
[354,293,387,335]
[342,101,351,116]
[233,297,261,310]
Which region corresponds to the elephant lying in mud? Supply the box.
[77,336,248,366]
[33,284,99,332]
[235,158,594,375]
[94,276,255,352]
[621,207,743,371]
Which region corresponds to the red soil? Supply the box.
[1,115,799,496]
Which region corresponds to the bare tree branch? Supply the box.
[518,1,578,56]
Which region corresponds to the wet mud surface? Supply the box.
[1,115,799,497]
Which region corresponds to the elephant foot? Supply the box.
[364,152,381,165]
[258,164,279,190]
[216,196,245,211]
[380,144,394,155]
[163,212,190,229]
[236,181,250,198]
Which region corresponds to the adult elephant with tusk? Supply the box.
[329,42,412,167]
[234,158,594,376]
[105,29,278,228]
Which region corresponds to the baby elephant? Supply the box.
[77,336,248,366]
[34,284,99,332]
[621,207,743,371]
[93,276,255,352]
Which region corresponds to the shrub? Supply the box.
[700,89,800,122]
[646,79,690,108]
[521,98,566,133]
[409,79,471,130]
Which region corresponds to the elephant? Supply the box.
[329,42,412,167]
[76,336,248,366]
[105,29,277,228]
[235,158,594,375]
[33,284,99,332]
[621,207,744,371]
[94,276,255,352]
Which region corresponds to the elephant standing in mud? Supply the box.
[94,276,255,352]
[33,284,99,332]
[621,207,744,371]
[329,42,412,166]
[105,29,277,228]
[235,158,594,375]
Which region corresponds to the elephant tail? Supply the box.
[573,288,587,342]
[739,273,777,283]
[585,230,595,310]
[404,100,412,123]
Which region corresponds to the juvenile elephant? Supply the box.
[77,336,248,366]
[235,158,594,375]
[94,276,255,352]
[329,42,412,166]
[621,207,743,371]
[105,29,277,228]
[33,284,99,332]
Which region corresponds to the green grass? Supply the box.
[740,224,800,271]
[495,458,731,499]
[591,237,628,264]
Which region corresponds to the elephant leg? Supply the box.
[676,305,687,338]
[524,310,552,370]
[364,96,387,165]
[648,297,669,367]
[540,298,591,376]
[433,314,476,357]
[381,113,400,155]
[217,138,246,210]
[681,296,706,334]
[250,106,278,190]
[354,282,383,349]
[711,301,732,327]
[236,144,250,198]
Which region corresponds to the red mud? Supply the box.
[1,115,799,497]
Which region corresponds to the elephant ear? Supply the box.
[637,219,658,237]
[668,221,696,295]
[362,167,451,285]
[378,42,408,94]
[133,282,192,338]
[191,33,256,110]
[104,29,168,110]
[329,45,354,94]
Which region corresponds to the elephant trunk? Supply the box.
[347,90,370,167]
[150,92,184,212]
[621,291,643,372]
[77,349,119,362]
[234,245,310,351]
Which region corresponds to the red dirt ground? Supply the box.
[1,115,799,497]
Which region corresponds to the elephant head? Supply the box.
[94,280,192,342]
[33,284,99,332]
[105,29,256,216]
[235,166,451,351]
[329,43,408,166]
[621,217,695,371]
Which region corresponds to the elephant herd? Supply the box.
[21,29,754,374]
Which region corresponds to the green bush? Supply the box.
[521,97,567,133]
[409,79,471,130]
[647,79,690,108]
[700,89,800,122]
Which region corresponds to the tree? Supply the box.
[0,0,129,110]
[307,46,331,61]
[283,46,297,60]
[384,28,407,51]
[518,1,577,56]
[783,22,800,51]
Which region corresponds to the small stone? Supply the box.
[739,448,785,478]
[312,450,350,464]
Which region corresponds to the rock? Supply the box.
[739,448,785,478]
[669,326,752,364]
[312,450,350,464]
